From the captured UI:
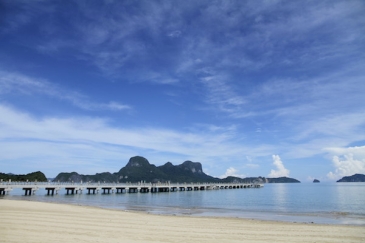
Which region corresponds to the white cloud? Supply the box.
[327,153,365,180]
[0,70,131,111]
[268,155,290,177]
[219,167,245,179]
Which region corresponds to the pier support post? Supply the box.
[87,188,97,194]
[128,188,138,193]
[46,188,55,195]
[102,188,111,194]
[65,188,75,195]
[23,188,32,196]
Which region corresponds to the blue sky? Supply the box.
[1,0,364,181]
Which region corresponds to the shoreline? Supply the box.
[1,199,364,243]
[145,206,365,226]
[3,195,365,226]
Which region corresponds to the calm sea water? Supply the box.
[2,183,365,225]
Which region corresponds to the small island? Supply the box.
[313,179,320,183]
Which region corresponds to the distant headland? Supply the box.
[337,174,365,182]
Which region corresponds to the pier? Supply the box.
[0,181,263,196]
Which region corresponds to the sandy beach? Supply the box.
[1,199,364,243]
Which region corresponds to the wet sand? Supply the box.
[1,199,364,243]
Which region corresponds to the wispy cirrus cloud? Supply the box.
[3,1,364,85]
[0,0,54,33]
[201,56,365,118]
[200,75,247,116]
[178,1,365,119]
[274,110,365,160]
[0,71,131,111]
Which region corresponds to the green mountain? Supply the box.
[117,156,168,183]
[53,156,301,183]
[337,174,365,182]
[0,171,47,182]
[158,160,219,183]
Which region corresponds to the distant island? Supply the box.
[53,156,300,183]
[0,171,47,182]
[337,174,365,182]
[313,179,320,183]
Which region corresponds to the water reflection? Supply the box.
[271,183,288,211]
[334,183,365,214]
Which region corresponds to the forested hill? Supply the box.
[337,174,365,182]
[53,156,301,184]
[0,171,47,182]
[54,156,219,183]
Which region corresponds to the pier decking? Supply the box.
[0,181,263,196]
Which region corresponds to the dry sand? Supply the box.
[1,199,364,243]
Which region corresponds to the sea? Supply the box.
[2,183,365,225]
